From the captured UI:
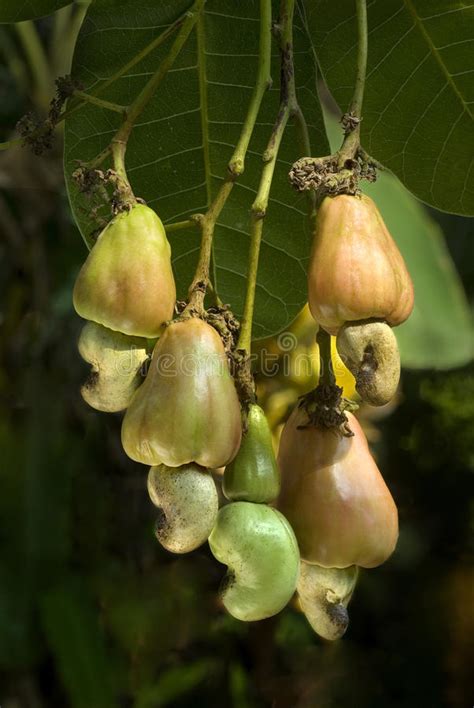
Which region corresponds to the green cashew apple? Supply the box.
[208,501,300,622]
[148,463,218,554]
[277,408,398,568]
[297,563,358,641]
[121,318,242,468]
[223,404,280,503]
[73,204,176,337]
[307,194,414,334]
[78,321,148,412]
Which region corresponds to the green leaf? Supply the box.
[324,112,473,369]
[40,576,119,708]
[304,0,474,216]
[0,0,72,22]
[64,0,329,339]
[368,176,473,368]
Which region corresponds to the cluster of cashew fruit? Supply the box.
[73,202,298,624]
[72,191,413,640]
[280,192,413,639]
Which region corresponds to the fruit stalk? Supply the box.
[185,0,274,312]
[228,0,273,176]
[337,0,368,166]
[237,0,297,354]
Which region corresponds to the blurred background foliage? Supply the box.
[1,5,473,708]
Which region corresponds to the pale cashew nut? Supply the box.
[336,320,400,406]
[297,562,359,640]
[78,321,148,412]
[148,463,218,554]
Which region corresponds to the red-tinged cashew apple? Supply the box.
[277,408,398,568]
[121,318,242,468]
[73,204,176,338]
[307,194,414,334]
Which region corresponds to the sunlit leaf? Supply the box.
[304,0,474,215]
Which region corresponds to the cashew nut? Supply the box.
[148,463,218,554]
[336,320,400,406]
[208,501,300,621]
[78,321,148,412]
[297,562,359,640]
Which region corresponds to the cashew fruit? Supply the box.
[208,501,300,621]
[223,404,280,503]
[147,463,218,554]
[307,195,414,334]
[277,409,398,568]
[336,320,400,406]
[121,318,242,468]
[73,204,176,337]
[78,321,148,412]
[297,563,358,641]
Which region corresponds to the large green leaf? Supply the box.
[0,0,71,22]
[303,0,474,216]
[64,0,329,339]
[324,112,473,369]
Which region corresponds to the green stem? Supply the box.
[237,0,296,353]
[228,0,272,175]
[316,328,335,387]
[0,138,23,151]
[350,0,368,120]
[73,90,127,114]
[110,140,136,206]
[338,0,368,164]
[186,178,235,312]
[15,21,52,110]
[293,106,317,217]
[164,218,200,233]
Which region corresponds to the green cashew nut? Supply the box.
[297,562,359,641]
[223,404,280,503]
[147,463,218,554]
[78,321,148,412]
[208,501,300,621]
[336,320,400,406]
